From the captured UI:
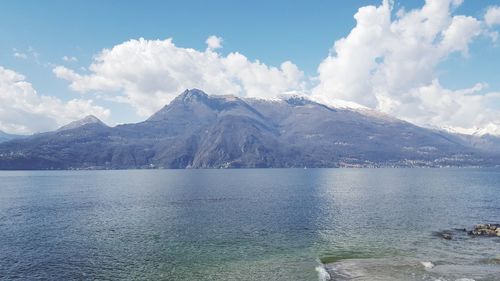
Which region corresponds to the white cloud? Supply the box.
[206,35,223,50]
[54,36,305,117]
[62,55,78,62]
[312,0,500,134]
[13,50,28,60]
[485,6,500,27]
[0,66,110,134]
[12,47,41,64]
[51,1,500,135]
[388,80,500,131]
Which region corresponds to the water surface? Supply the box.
[0,169,499,280]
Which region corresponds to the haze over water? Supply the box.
[1,169,499,280]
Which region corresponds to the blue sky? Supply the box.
[1,0,500,134]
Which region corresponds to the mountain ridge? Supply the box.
[0,89,499,169]
[0,130,25,144]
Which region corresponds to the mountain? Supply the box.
[57,115,107,131]
[451,133,500,154]
[0,130,25,144]
[0,89,498,170]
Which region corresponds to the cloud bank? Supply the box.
[53,37,305,117]
[313,0,500,134]
[52,1,500,135]
[0,0,493,135]
[0,66,110,134]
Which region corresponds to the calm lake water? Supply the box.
[0,169,499,280]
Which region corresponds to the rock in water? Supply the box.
[441,233,452,240]
[468,224,500,237]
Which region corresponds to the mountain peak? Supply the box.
[279,94,314,106]
[81,115,102,123]
[58,115,106,131]
[148,89,254,122]
[178,88,209,101]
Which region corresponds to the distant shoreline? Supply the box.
[0,166,498,171]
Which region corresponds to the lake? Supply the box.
[0,169,499,280]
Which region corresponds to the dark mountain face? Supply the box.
[0,89,498,169]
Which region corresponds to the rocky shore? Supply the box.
[437,224,500,240]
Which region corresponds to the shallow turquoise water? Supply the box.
[0,169,499,280]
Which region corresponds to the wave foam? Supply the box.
[421,261,435,269]
[315,265,331,281]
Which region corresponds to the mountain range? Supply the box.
[0,131,24,144]
[0,89,499,169]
